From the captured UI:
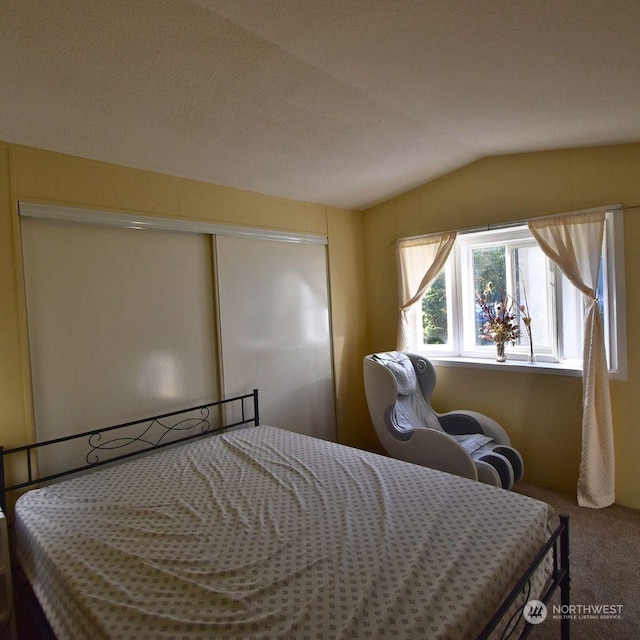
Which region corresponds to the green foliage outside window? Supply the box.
[473,246,507,346]
[422,269,448,344]
[421,246,508,346]
[473,246,506,296]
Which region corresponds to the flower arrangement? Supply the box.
[476,283,520,349]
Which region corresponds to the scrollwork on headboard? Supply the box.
[0,389,259,513]
[86,407,211,465]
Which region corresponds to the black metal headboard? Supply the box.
[0,389,259,512]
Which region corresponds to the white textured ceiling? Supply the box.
[2,0,640,210]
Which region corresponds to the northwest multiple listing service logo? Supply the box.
[523,600,548,624]
[523,600,624,624]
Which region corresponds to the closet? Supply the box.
[216,235,335,441]
[20,203,335,473]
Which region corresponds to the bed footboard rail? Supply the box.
[477,513,570,640]
[0,389,260,513]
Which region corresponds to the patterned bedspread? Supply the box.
[15,425,551,639]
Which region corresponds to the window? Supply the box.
[408,210,626,375]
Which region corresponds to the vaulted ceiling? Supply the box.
[2,1,639,210]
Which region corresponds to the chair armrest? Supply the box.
[438,410,511,445]
[363,357,400,428]
[401,428,478,481]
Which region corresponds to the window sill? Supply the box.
[426,355,625,380]
[427,355,584,377]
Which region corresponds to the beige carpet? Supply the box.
[514,483,640,640]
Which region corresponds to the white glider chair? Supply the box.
[363,352,523,489]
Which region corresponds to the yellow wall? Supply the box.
[362,143,640,509]
[4,140,639,510]
[0,143,371,475]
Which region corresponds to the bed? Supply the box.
[1,391,569,640]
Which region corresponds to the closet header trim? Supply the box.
[19,202,328,245]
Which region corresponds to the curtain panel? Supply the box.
[529,211,614,508]
[396,233,456,352]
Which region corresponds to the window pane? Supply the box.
[422,268,448,344]
[472,246,506,347]
[596,258,609,367]
[597,259,606,326]
[560,273,582,360]
[514,246,551,351]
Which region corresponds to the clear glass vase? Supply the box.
[495,341,506,362]
[526,331,536,363]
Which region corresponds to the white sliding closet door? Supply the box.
[21,217,219,474]
[216,235,335,441]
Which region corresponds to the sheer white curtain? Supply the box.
[529,211,614,508]
[396,233,456,351]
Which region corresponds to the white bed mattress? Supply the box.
[15,425,551,640]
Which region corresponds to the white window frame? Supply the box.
[456,226,559,362]
[409,210,627,379]
[412,260,458,356]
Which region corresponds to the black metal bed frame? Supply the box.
[0,387,569,639]
[477,513,570,640]
[0,389,260,513]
